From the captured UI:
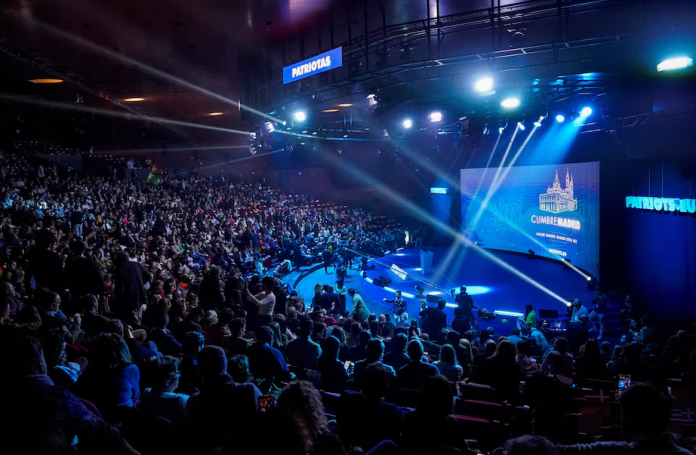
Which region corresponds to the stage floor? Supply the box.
[294,246,597,337]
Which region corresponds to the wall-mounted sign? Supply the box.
[283,47,343,84]
[626,196,696,214]
[430,187,450,195]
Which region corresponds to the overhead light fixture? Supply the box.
[367,94,378,106]
[501,97,520,109]
[556,114,565,123]
[533,116,544,127]
[293,111,306,121]
[580,107,592,117]
[207,112,224,116]
[338,103,352,107]
[124,97,145,102]
[28,78,64,84]
[657,57,693,72]
[402,119,413,129]
[474,77,494,93]
[264,122,275,133]
[498,120,507,134]
[323,109,339,113]
[430,111,442,122]
[517,121,525,131]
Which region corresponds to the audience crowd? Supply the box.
[0,146,695,455]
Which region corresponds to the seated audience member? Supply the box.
[204,308,234,349]
[353,338,395,388]
[348,330,372,361]
[617,343,650,382]
[474,339,497,368]
[541,337,574,378]
[451,307,469,335]
[446,330,472,377]
[176,331,204,395]
[75,333,140,417]
[397,339,440,389]
[140,355,189,424]
[227,354,253,384]
[575,338,608,380]
[187,346,262,448]
[480,340,520,400]
[606,345,624,377]
[0,337,139,455]
[169,307,204,343]
[42,327,86,388]
[506,435,559,455]
[317,335,348,392]
[245,325,291,383]
[287,318,322,369]
[559,385,693,455]
[522,324,549,354]
[80,294,111,337]
[339,363,405,450]
[383,332,410,372]
[330,326,351,362]
[147,309,182,356]
[259,381,344,455]
[434,344,463,385]
[401,375,472,454]
[516,339,538,373]
[507,328,524,346]
[227,317,252,356]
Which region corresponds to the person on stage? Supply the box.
[383,290,407,316]
[569,299,588,322]
[348,288,370,323]
[517,304,536,331]
[454,286,476,331]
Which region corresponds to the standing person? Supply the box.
[336,280,348,314]
[321,247,333,274]
[71,208,84,236]
[113,251,147,325]
[455,286,475,329]
[348,288,370,323]
[321,285,341,315]
[517,304,537,331]
[64,241,104,303]
[589,290,608,340]
[419,299,447,338]
[244,276,276,327]
[26,229,64,297]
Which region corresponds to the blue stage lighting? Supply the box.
[517,121,525,131]
[293,111,306,121]
[533,116,543,127]
[580,107,592,117]
[556,114,565,123]
[402,119,413,129]
[474,77,494,93]
[498,126,505,134]
[657,57,693,72]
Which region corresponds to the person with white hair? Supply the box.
[396,313,410,328]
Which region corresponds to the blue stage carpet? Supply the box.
[345,247,597,335]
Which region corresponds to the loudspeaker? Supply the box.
[538,309,558,319]
[425,294,442,303]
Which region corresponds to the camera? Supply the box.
[477,308,497,322]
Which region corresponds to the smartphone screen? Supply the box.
[258,395,275,412]
[618,374,631,390]
[344,361,352,371]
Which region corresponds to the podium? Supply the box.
[420,249,434,274]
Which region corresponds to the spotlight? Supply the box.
[556,114,565,123]
[498,120,507,134]
[501,97,520,109]
[367,94,378,106]
[415,285,425,297]
[264,122,275,133]
[517,121,525,131]
[580,107,592,117]
[430,112,442,122]
[402,119,413,129]
[566,301,572,307]
[498,126,505,134]
[293,111,306,121]
[474,77,494,93]
[533,116,543,127]
[657,57,693,72]
[586,276,592,281]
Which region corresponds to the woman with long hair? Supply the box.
[481,340,520,400]
[575,338,608,379]
[329,326,351,362]
[244,276,276,327]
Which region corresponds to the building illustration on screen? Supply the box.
[539,169,578,213]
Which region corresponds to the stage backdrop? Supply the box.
[460,162,600,278]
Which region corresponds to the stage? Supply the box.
[292,246,599,337]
